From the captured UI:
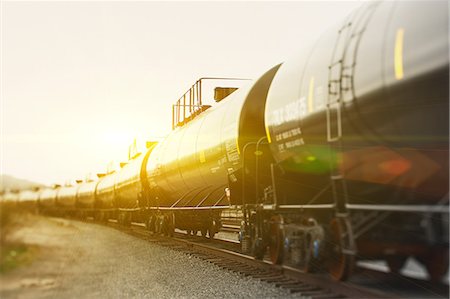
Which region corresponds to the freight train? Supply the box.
[1,1,448,282]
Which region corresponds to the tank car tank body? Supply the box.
[1,191,19,207]
[38,187,58,213]
[56,185,79,215]
[259,1,448,281]
[144,67,280,236]
[95,172,117,221]
[114,153,146,225]
[76,180,98,218]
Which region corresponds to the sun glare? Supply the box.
[102,130,136,148]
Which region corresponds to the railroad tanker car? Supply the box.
[258,1,449,281]
[1,191,20,208]
[76,179,97,218]
[38,187,58,211]
[2,1,448,282]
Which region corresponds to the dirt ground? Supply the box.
[0,216,85,298]
[0,215,295,299]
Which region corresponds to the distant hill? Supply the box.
[0,175,45,193]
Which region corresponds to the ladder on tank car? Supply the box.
[325,3,381,278]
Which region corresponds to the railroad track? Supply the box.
[121,227,373,298]
[78,217,449,298]
[217,218,450,298]
[220,223,240,233]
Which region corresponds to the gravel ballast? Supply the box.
[0,215,306,298]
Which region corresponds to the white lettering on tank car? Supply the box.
[225,140,239,163]
[217,157,227,166]
[271,109,283,126]
[285,138,305,149]
[275,128,303,143]
[270,97,307,127]
[285,97,307,122]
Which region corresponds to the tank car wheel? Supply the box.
[145,218,152,231]
[252,238,266,260]
[103,211,109,223]
[155,216,162,234]
[249,214,266,260]
[158,216,165,235]
[251,222,265,259]
[208,219,220,239]
[154,219,159,234]
[208,228,216,239]
[146,216,155,232]
[159,217,167,236]
[125,213,132,227]
[170,214,176,237]
[208,221,217,239]
[122,213,127,225]
[150,216,157,233]
[165,214,175,237]
[94,211,100,222]
[386,256,408,274]
[269,215,285,265]
[239,222,251,254]
[328,218,354,281]
[420,247,449,282]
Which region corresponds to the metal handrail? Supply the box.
[172,77,250,129]
[255,136,268,203]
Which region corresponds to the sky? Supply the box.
[1,1,363,186]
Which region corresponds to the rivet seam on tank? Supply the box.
[395,28,405,80]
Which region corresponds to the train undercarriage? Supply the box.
[238,203,449,282]
[103,208,223,239]
[235,132,449,282]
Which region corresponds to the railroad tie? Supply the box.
[259,276,287,283]
[310,294,347,299]
[204,258,222,263]
[251,273,281,279]
[274,280,300,287]
[287,286,321,294]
